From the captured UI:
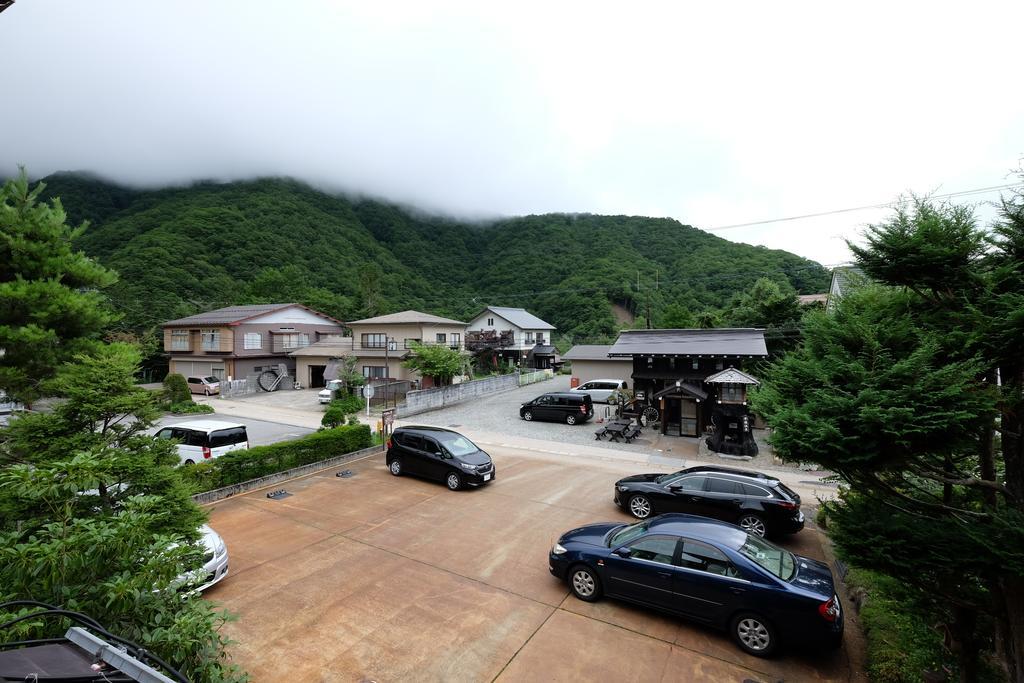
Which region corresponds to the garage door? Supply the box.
[309,365,327,388]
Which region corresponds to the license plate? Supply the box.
[798,511,805,522]
[483,474,491,481]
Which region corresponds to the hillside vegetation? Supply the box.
[39,173,830,342]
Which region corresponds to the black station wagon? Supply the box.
[387,426,495,491]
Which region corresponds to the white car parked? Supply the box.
[570,379,628,403]
[154,420,249,465]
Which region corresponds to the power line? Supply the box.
[703,183,1022,232]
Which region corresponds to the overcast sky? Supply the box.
[2,1,1022,265]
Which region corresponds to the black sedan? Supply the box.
[614,465,804,537]
[549,514,843,657]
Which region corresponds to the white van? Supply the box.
[570,379,628,403]
[154,420,249,465]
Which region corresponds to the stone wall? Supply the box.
[397,370,551,417]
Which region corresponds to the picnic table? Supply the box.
[595,418,643,443]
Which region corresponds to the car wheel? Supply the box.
[731,612,778,657]
[737,514,767,537]
[565,414,578,425]
[569,565,602,602]
[183,459,195,466]
[446,471,462,491]
[204,389,211,396]
[523,411,533,421]
[389,459,402,476]
[628,494,653,519]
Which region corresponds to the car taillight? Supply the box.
[774,500,799,510]
[202,446,212,459]
[386,438,392,449]
[580,405,586,413]
[818,595,840,622]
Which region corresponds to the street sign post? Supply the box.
[381,408,396,449]
[362,384,375,416]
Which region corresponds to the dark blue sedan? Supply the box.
[548,514,843,657]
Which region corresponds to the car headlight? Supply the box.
[552,543,567,555]
[460,462,476,470]
[617,485,628,492]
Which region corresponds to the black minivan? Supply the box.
[387,426,495,491]
[520,392,594,425]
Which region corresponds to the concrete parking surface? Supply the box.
[204,444,865,682]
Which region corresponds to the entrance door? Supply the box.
[309,365,326,388]
[680,399,698,436]
[663,397,682,436]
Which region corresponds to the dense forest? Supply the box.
[38,172,830,345]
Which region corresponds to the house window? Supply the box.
[487,317,494,326]
[451,333,461,348]
[279,333,309,350]
[691,359,699,370]
[362,333,386,349]
[536,334,544,344]
[715,360,723,370]
[170,329,189,351]
[526,332,534,342]
[363,366,386,379]
[201,329,220,351]
[243,332,262,350]
[436,333,447,344]
[720,383,745,402]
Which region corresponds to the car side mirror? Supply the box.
[668,485,682,492]
[612,547,631,559]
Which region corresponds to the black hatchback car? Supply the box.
[387,426,495,491]
[549,514,843,657]
[519,392,594,425]
[614,465,804,537]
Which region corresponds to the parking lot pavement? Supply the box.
[156,414,313,446]
[203,444,864,682]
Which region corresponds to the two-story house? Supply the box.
[162,303,345,381]
[465,306,557,369]
[291,310,469,388]
[607,328,768,456]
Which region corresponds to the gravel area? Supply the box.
[405,375,677,457]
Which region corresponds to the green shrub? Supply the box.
[162,373,192,405]
[331,394,364,415]
[168,401,215,414]
[180,424,373,491]
[321,404,346,428]
[846,568,953,682]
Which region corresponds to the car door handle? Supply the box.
[657,571,672,578]
[730,499,742,504]
[730,587,746,595]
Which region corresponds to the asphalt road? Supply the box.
[156,414,314,446]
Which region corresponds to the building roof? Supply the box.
[163,303,344,327]
[474,306,555,330]
[608,329,768,358]
[704,367,761,385]
[289,340,354,357]
[797,293,829,305]
[652,382,709,401]
[346,310,468,326]
[562,344,616,361]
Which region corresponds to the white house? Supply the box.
[465,306,558,369]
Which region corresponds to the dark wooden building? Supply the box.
[607,328,767,456]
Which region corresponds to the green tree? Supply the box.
[724,278,802,354]
[0,171,116,403]
[658,302,696,328]
[403,343,467,386]
[752,194,1024,681]
[163,372,193,405]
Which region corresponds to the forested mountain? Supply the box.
[38,172,830,343]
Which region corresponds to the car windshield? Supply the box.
[655,470,686,484]
[736,533,796,580]
[607,521,649,547]
[203,376,218,383]
[436,433,479,457]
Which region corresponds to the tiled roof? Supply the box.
[608,329,768,357]
[477,306,555,330]
[164,304,295,326]
[563,345,614,361]
[346,310,468,326]
[704,367,761,385]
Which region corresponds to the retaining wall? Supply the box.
[397,370,553,417]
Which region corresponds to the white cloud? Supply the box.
[1,0,1021,266]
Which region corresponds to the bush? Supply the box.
[180,424,373,491]
[168,401,215,414]
[321,404,346,428]
[846,568,954,682]
[162,373,192,405]
[331,394,364,415]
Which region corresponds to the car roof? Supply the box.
[165,420,246,432]
[679,465,778,485]
[578,379,624,383]
[647,514,748,548]
[395,425,464,436]
[542,392,589,398]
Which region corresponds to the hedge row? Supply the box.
[180,424,373,492]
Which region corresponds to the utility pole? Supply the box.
[384,337,390,409]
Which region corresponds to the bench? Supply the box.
[594,427,609,440]
[623,425,642,443]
